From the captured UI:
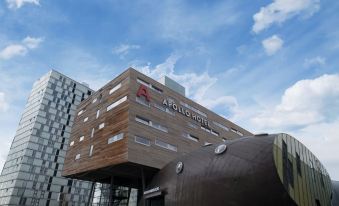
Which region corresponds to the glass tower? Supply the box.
[0,70,94,206]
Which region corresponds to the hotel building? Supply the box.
[0,70,94,206]
[62,68,252,205]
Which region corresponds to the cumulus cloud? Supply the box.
[112,44,140,59]
[252,0,320,33]
[252,74,339,129]
[6,0,40,9]
[304,56,326,68]
[262,35,283,55]
[0,36,43,60]
[0,92,9,112]
[133,54,238,112]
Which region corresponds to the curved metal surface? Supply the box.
[145,134,333,206]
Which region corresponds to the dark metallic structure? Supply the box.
[144,134,333,206]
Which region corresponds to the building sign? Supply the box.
[137,85,151,102]
[163,98,209,127]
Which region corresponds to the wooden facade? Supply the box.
[62,68,252,183]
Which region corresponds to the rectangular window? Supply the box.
[91,128,94,138]
[96,110,100,119]
[153,103,175,116]
[213,121,229,131]
[155,139,177,152]
[135,116,150,125]
[108,133,124,144]
[75,154,80,160]
[70,141,74,146]
[151,85,163,94]
[151,122,168,133]
[78,110,84,116]
[182,133,199,142]
[89,145,94,156]
[83,117,88,122]
[109,83,121,95]
[79,136,84,142]
[107,96,127,111]
[179,101,207,117]
[135,136,151,146]
[99,123,105,130]
[296,153,302,176]
[92,98,97,103]
[188,122,198,129]
[136,96,150,107]
[211,130,219,137]
[137,78,150,87]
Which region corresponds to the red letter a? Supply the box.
[137,85,151,102]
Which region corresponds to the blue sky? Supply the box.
[0,0,339,179]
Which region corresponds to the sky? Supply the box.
[0,0,338,179]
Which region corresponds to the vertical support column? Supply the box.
[109,176,114,206]
[87,182,95,206]
[141,167,146,206]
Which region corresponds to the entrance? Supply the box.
[146,196,164,206]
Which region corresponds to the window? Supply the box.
[96,110,100,119]
[99,123,105,130]
[92,98,97,103]
[231,128,243,136]
[91,128,94,138]
[211,130,219,137]
[182,133,199,142]
[137,78,163,94]
[188,122,198,129]
[109,83,121,95]
[83,117,88,122]
[78,110,84,116]
[137,78,150,87]
[107,96,127,111]
[75,154,80,160]
[70,141,74,146]
[108,133,124,144]
[155,139,177,152]
[213,121,229,131]
[151,122,168,133]
[79,136,84,142]
[153,103,175,116]
[179,101,207,117]
[135,136,151,146]
[89,145,94,156]
[296,153,302,176]
[151,85,163,94]
[136,96,150,107]
[135,116,150,125]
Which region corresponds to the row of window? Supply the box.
[137,78,163,94]
[70,122,105,146]
[135,116,168,133]
[134,135,177,152]
[77,80,124,117]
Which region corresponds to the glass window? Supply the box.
[135,136,151,146]
[99,123,105,130]
[75,154,80,160]
[213,121,229,131]
[108,133,124,144]
[70,141,74,146]
[83,117,88,122]
[109,83,121,95]
[135,116,150,125]
[78,110,84,116]
[90,128,94,138]
[96,110,100,119]
[107,96,127,111]
[136,96,150,107]
[155,139,177,152]
[92,98,97,103]
[182,133,199,142]
[79,136,84,142]
[89,145,94,156]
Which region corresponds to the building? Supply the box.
[0,70,94,206]
[62,68,252,205]
[146,133,333,206]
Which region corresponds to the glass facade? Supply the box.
[273,133,332,206]
[0,70,94,206]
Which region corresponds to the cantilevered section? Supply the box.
[62,68,251,184]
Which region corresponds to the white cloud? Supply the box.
[304,56,326,68]
[6,0,40,9]
[262,35,284,55]
[252,0,320,33]
[0,44,27,59]
[0,36,43,60]
[0,92,9,112]
[22,36,44,49]
[252,74,339,129]
[132,54,238,112]
[112,44,140,59]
